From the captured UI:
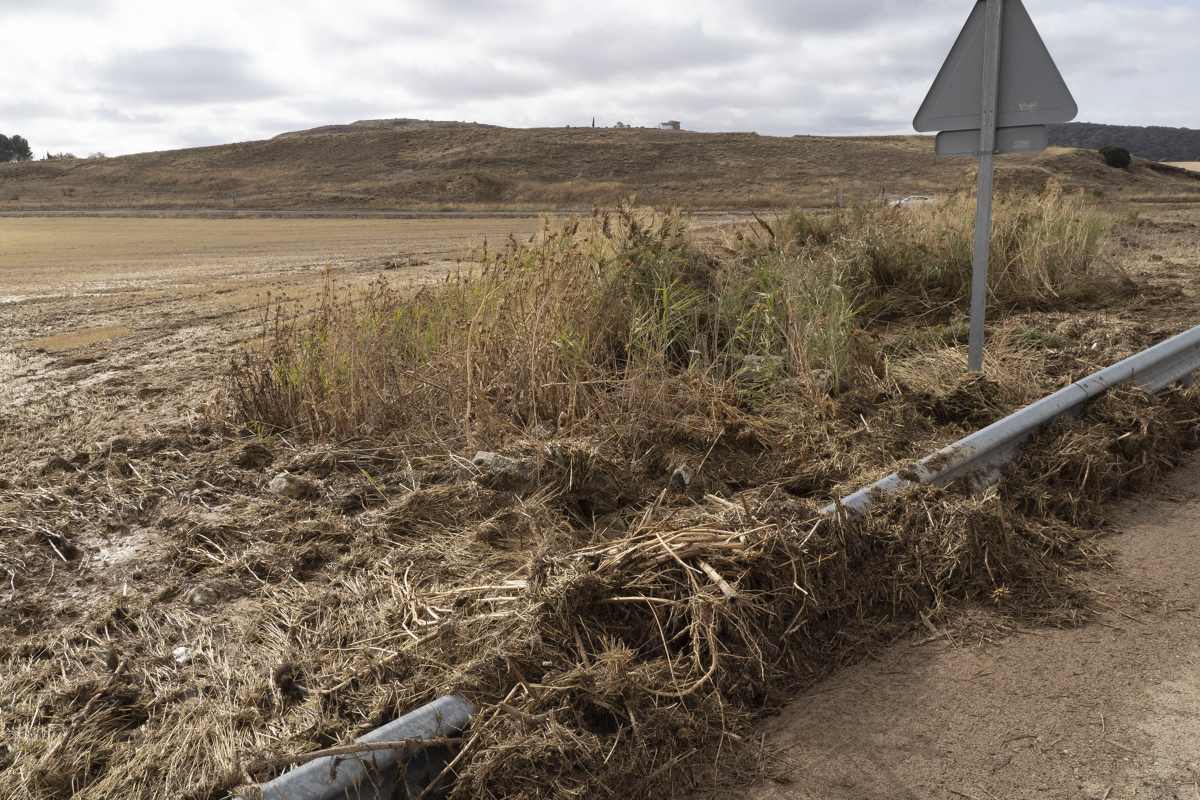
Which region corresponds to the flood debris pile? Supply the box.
[1,195,1196,800]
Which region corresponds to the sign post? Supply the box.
[968,0,1003,373]
[915,0,1078,372]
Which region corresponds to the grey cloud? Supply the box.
[742,0,953,33]
[324,0,538,49]
[520,21,754,81]
[317,16,441,51]
[408,0,535,18]
[0,99,65,120]
[6,0,1199,156]
[401,62,550,102]
[0,0,109,14]
[96,46,282,105]
[93,106,166,124]
[288,98,398,125]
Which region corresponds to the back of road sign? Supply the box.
[936,124,1048,156]
[914,0,1077,133]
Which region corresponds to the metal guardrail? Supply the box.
[239,695,473,800]
[244,325,1200,800]
[824,323,1200,516]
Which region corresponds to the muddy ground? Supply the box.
[1,206,1198,799]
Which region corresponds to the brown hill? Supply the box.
[1,119,1197,212]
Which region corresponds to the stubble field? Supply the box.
[0,216,542,410]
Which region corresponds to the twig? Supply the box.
[1103,738,1143,755]
[697,560,738,601]
[415,686,520,800]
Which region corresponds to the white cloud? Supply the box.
[0,0,1196,156]
[95,46,282,104]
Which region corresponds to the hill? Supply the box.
[1,119,1197,212]
[1049,122,1200,162]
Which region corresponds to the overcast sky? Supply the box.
[2,0,1197,157]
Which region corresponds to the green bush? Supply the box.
[1099,145,1132,169]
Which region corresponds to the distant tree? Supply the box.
[45,152,78,161]
[0,134,33,162]
[10,135,32,161]
[1099,145,1132,169]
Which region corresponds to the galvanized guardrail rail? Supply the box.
[824,322,1200,516]
[244,323,1200,800]
[239,695,472,800]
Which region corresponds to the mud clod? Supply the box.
[472,451,530,491]
[267,471,320,500]
[39,455,77,475]
[235,442,275,470]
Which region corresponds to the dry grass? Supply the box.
[230,189,1118,441]
[230,205,860,442]
[3,121,1198,213]
[5,193,1199,800]
[759,183,1117,313]
[2,387,1196,800]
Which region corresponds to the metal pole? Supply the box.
[968,0,1004,372]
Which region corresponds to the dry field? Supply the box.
[2,121,1199,212]
[0,216,541,409]
[1,202,1199,800]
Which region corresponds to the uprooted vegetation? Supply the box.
[3,189,1197,800]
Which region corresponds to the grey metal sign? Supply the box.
[915,0,1077,134]
[936,124,1048,157]
[914,0,1077,372]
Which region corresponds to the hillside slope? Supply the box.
[1,119,1197,212]
[1049,122,1200,162]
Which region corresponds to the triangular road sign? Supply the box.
[914,0,1077,133]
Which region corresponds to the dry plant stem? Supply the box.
[415,686,522,800]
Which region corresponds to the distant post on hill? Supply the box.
[914,0,1078,372]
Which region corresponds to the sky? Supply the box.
[1,0,1197,157]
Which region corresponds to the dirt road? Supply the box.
[738,456,1200,800]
